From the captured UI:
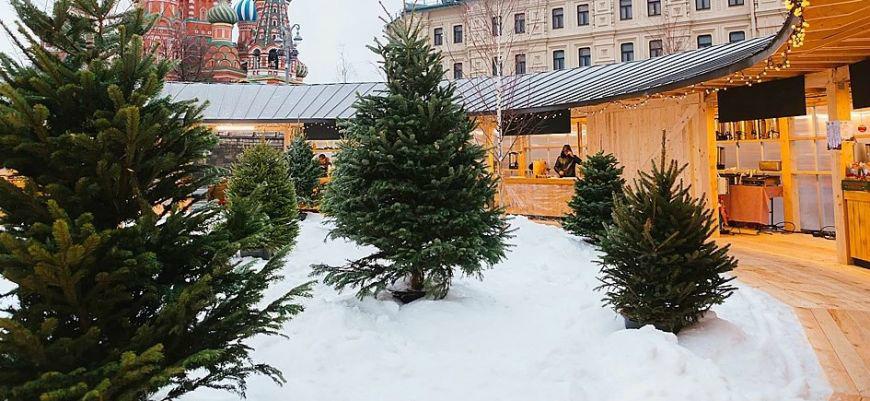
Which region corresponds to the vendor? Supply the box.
[317,154,331,177]
[554,145,581,178]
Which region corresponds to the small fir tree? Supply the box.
[0,1,311,400]
[227,143,300,252]
[597,136,737,333]
[563,152,625,242]
[312,18,510,301]
[284,134,321,207]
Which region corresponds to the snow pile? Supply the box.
[0,215,830,401]
[184,215,830,401]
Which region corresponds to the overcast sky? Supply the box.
[0,0,407,83]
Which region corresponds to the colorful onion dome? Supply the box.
[234,0,258,22]
[208,0,238,24]
[295,61,308,79]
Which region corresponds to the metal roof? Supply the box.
[162,81,386,123]
[162,33,782,123]
[403,0,463,12]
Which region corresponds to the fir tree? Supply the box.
[284,134,321,207]
[597,135,737,334]
[312,18,510,301]
[563,152,625,242]
[227,143,300,252]
[0,1,311,400]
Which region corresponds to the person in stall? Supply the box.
[317,154,332,177]
[553,145,581,178]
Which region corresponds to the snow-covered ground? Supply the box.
[0,215,831,401]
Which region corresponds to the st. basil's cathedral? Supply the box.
[139,0,308,84]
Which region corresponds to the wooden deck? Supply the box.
[719,232,870,401]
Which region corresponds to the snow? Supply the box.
[0,215,830,401]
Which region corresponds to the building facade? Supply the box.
[139,0,308,83]
[405,0,786,79]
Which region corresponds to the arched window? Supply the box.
[268,49,279,69]
[252,49,261,68]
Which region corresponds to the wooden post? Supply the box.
[826,66,853,265]
[704,96,721,236]
[479,117,497,173]
[778,117,800,231]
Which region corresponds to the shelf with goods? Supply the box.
[715,118,785,173]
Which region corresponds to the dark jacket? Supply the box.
[554,154,581,177]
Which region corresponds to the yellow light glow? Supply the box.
[214,125,258,131]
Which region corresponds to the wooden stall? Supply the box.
[474,112,585,218]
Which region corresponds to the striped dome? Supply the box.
[208,0,238,24]
[234,0,258,22]
[295,61,308,79]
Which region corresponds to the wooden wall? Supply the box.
[579,94,715,208]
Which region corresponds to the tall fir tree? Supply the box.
[312,18,510,301]
[563,152,624,242]
[0,1,312,400]
[597,136,737,334]
[284,134,321,207]
[227,143,300,253]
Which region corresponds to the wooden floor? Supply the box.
[718,231,870,401]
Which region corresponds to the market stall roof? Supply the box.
[677,0,870,96]
[163,33,778,122]
[161,81,385,123]
[164,0,869,123]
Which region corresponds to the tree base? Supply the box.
[623,315,644,330]
[391,289,427,304]
[240,248,272,259]
[622,314,692,333]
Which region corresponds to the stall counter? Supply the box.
[502,177,576,218]
[843,182,870,263]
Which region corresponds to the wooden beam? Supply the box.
[778,117,800,231]
[826,66,853,265]
[705,96,721,235]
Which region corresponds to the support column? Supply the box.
[826,66,853,265]
[704,96,721,236]
[479,117,497,172]
[778,117,800,231]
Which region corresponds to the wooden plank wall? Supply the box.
[581,94,714,204]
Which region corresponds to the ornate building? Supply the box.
[140,0,308,83]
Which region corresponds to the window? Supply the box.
[553,50,565,70]
[577,4,589,26]
[252,49,261,68]
[453,63,463,80]
[729,0,744,5]
[649,39,663,57]
[696,0,710,10]
[620,43,634,62]
[729,31,746,43]
[515,54,526,75]
[434,28,443,46]
[453,25,463,44]
[492,16,502,36]
[515,13,526,33]
[268,49,279,69]
[647,0,661,16]
[697,34,713,48]
[620,0,632,20]
[552,8,564,29]
[578,47,591,66]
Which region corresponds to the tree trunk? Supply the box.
[410,270,424,291]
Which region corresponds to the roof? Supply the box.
[163,34,779,122]
[456,35,777,113]
[162,81,386,123]
[403,0,463,12]
[689,0,870,94]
